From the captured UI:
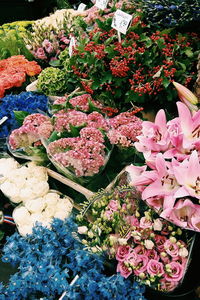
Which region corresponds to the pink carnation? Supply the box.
[116,245,131,262]
[147,259,164,276]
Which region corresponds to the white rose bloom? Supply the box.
[179,247,188,258]
[54,210,70,220]
[31,213,44,225]
[24,198,45,213]
[20,187,34,202]
[0,158,19,178]
[153,218,163,231]
[43,192,59,206]
[56,198,73,212]
[13,207,31,225]
[42,206,56,218]
[78,226,88,234]
[18,225,33,236]
[144,240,155,250]
[31,181,49,198]
[1,182,21,203]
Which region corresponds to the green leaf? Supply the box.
[162,77,170,88]
[0,231,4,241]
[49,60,62,67]
[177,62,186,71]
[185,49,193,58]
[14,111,29,125]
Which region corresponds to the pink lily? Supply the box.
[176,102,200,150]
[173,150,200,200]
[190,205,200,231]
[173,81,198,112]
[161,199,196,228]
[126,164,157,191]
[135,109,170,158]
[141,154,179,209]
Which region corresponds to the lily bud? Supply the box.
[173,81,198,111]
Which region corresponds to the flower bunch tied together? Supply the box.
[47,110,112,179]
[8,113,53,162]
[0,55,41,98]
[77,185,192,292]
[126,84,200,231]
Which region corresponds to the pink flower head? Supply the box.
[132,245,147,256]
[164,261,184,282]
[42,39,54,53]
[108,200,120,212]
[161,198,196,229]
[164,240,179,258]
[147,259,164,276]
[35,47,47,60]
[173,150,200,200]
[134,255,149,276]
[125,216,140,227]
[117,261,132,278]
[116,245,131,262]
[104,210,113,220]
[146,249,159,261]
[135,109,170,158]
[139,216,153,229]
[160,278,179,291]
[154,235,167,252]
[141,154,179,210]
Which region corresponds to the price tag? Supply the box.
[111,9,132,35]
[77,3,87,11]
[69,36,76,58]
[0,116,8,126]
[95,0,109,10]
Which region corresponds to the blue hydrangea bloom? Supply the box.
[0,92,48,138]
[0,218,146,300]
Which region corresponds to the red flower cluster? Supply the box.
[0,55,41,98]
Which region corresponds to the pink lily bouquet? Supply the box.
[126,83,200,232]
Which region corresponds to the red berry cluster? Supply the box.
[110,58,130,77]
[81,81,94,94]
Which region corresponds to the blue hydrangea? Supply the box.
[0,218,146,300]
[140,0,200,28]
[0,92,48,138]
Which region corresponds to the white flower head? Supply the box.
[144,239,154,250]
[153,218,163,231]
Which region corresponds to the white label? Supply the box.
[69,36,76,58]
[77,3,87,11]
[111,9,132,35]
[95,0,109,10]
[0,116,8,126]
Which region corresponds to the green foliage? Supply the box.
[0,29,33,61]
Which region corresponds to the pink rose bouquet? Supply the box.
[76,182,193,292]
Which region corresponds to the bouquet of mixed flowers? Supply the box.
[0,92,48,138]
[0,55,41,98]
[76,181,194,292]
[126,83,200,232]
[8,113,53,162]
[46,109,112,183]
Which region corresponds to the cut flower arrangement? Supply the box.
[126,84,200,232]
[77,183,194,292]
[8,94,143,183]
[0,55,42,98]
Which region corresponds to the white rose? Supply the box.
[13,207,31,225]
[1,182,21,203]
[179,247,188,258]
[31,181,49,198]
[56,198,73,213]
[18,224,33,236]
[0,158,19,177]
[43,192,59,206]
[31,213,44,225]
[20,186,34,200]
[153,218,163,231]
[78,226,88,234]
[42,206,56,218]
[24,198,45,213]
[54,210,70,220]
[144,240,155,250]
